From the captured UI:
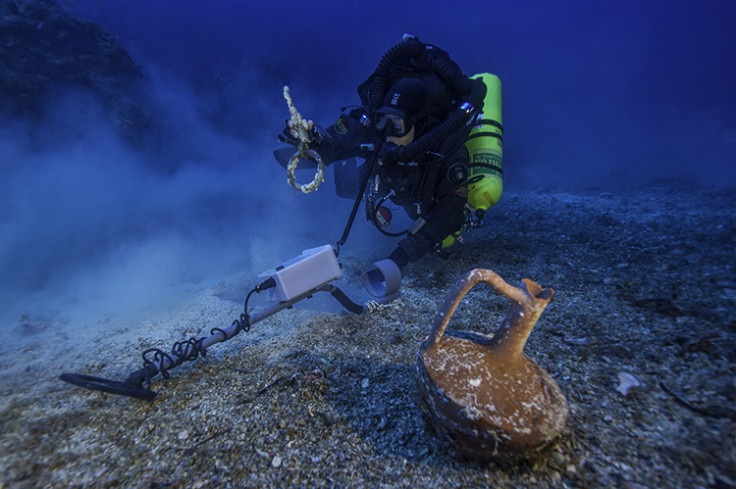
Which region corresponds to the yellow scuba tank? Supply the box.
[466,72,503,213]
[441,73,503,249]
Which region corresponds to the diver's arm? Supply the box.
[309,107,375,164]
[387,148,469,269]
[388,188,466,269]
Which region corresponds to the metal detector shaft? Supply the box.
[61,281,396,400]
[126,283,360,386]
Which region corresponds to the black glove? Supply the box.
[388,246,410,271]
[278,120,300,146]
[377,141,401,166]
[278,120,326,147]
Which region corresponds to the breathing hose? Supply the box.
[367,39,487,164]
[367,38,429,113]
[394,78,486,163]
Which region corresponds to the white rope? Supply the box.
[363,300,403,314]
[283,86,325,193]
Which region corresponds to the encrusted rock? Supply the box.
[0,0,147,136]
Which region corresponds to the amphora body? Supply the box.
[416,268,568,460]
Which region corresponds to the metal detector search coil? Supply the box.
[257,245,342,302]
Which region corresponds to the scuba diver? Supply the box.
[275,35,503,297]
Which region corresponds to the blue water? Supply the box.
[71,0,736,186]
[1,0,734,333]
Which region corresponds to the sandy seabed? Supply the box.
[1,184,735,489]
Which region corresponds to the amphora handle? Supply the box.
[422,268,553,353]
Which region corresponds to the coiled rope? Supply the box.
[283,86,324,193]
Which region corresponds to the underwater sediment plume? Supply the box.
[416,268,568,460]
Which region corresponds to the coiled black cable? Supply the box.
[140,285,259,383]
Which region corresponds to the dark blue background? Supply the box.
[73,0,736,188]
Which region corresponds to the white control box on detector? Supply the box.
[257,245,342,302]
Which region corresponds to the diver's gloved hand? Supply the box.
[377,141,401,165]
[362,258,402,298]
[278,121,300,146]
[279,119,326,147]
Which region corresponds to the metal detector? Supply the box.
[60,245,399,401]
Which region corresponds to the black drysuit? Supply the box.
[312,106,469,270]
